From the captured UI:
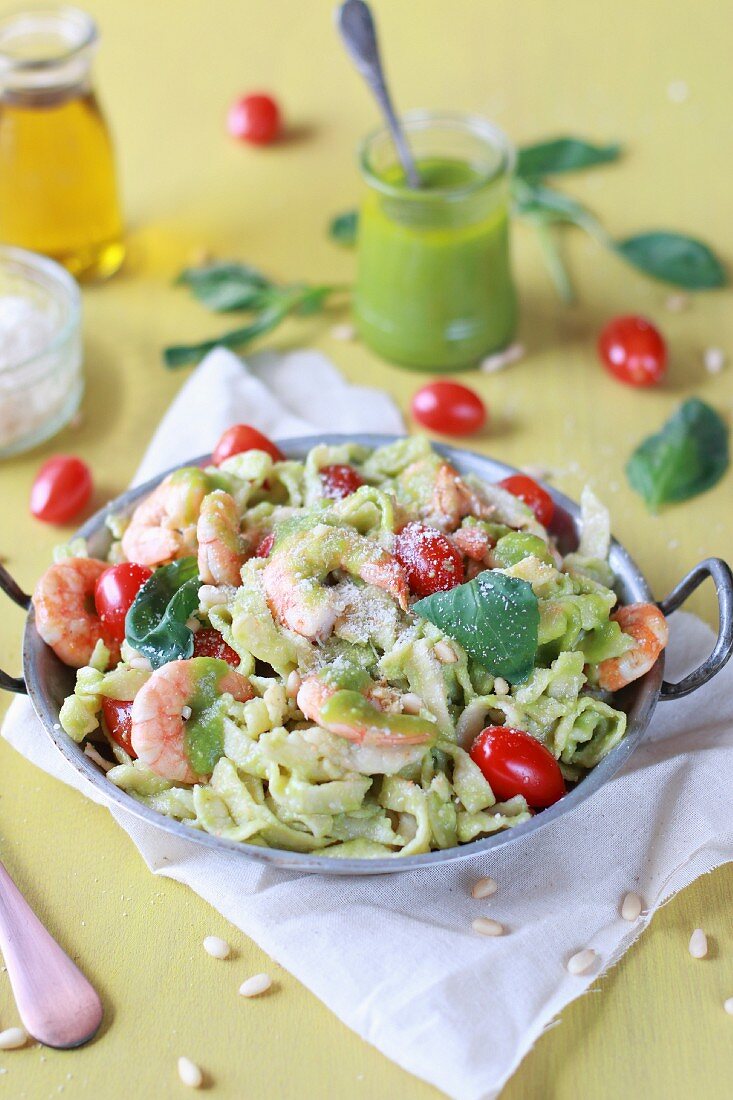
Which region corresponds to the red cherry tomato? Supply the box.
[319,464,365,501]
[227,93,281,145]
[254,531,276,558]
[395,521,465,597]
[101,697,136,757]
[192,628,240,667]
[497,474,555,528]
[211,425,284,466]
[411,381,487,437]
[470,725,566,809]
[94,563,152,643]
[598,315,667,387]
[29,455,93,525]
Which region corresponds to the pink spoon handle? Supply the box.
[0,859,103,1048]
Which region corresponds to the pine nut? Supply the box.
[621,892,643,922]
[471,917,504,937]
[704,347,726,374]
[401,692,423,715]
[177,1057,203,1088]
[688,928,708,959]
[493,677,510,696]
[203,935,230,959]
[330,323,356,341]
[286,671,302,699]
[239,973,272,997]
[724,998,733,1016]
[471,876,498,900]
[434,641,457,664]
[0,1028,27,1050]
[181,706,192,721]
[567,949,598,975]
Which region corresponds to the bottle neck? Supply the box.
[0,7,97,105]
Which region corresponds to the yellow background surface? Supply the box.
[0,1,732,1096]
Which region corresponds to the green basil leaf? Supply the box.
[615,232,727,289]
[517,137,621,179]
[413,572,539,683]
[125,557,201,669]
[163,300,295,368]
[328,210,359,247]
[511,179,597,230]
[626,398,730,510]
[176,263,274,312]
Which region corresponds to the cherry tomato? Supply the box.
[94,563,152,643]
[395,522,465,597]
[411,381,487,437]
[227,93,281,145]
[254,531,275,558]
[470,725,566,809]
[320,464,365,501]
[101,697,136,757]
[598,315,667,387]
[211,425,284,466]
[29,455,93,525]
[192,628,240,666]
[498,474,555,528]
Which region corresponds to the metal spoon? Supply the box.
[336,0,421,188]
[0,859,102,1048]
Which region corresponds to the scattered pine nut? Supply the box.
[471,877,498,900]
[434,641,458,664]
[567,949,598,975]
[401,692,423,715]
[0,1028,27,1050]
[181,705,192,721]
[471,917,504,937]
[286,670,302,699]
[688,928,708,959]
[621,892,643,922]
[493,677,510,696]
[667,79,689,103]
[177,1056,203,1088]
[480,342,524,374]
[239,973,272,997]
[724,997,733,1016]
[665,292,689,313]
[330,323,356,341]
[203,935,230,959]
[704,347,726,374]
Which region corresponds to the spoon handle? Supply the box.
[337,0,421,189]
[0,859,103,1048]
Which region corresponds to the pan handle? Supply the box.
[657,557,733,701]
[0,565,29,695]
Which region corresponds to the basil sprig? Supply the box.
[125,557,201,669]
[413,572,539,684]
[626,398,730,511]
[164,263,344,368]
[328,210,359,247]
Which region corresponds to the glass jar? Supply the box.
[0,6,124,281]
[355,111,517,372]
[0,246,82,458]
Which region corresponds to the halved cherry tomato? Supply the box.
[598,315,667,387]
[227,93,281,145]
[254,531,276,558]
[101,697,136,757]
[211,425,284,466]
[192,628,240,666]
[394,521,465,597]
[498,474,555,528]
[94,563,153,643]
[411,381,487,437]
[320,464,364,500]
[30,455,93,525]
[470,725,566,809]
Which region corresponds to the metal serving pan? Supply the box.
[2,434,732,875]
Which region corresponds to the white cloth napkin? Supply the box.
[4,348,732,1100]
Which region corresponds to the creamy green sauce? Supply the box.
[184,657,232,776]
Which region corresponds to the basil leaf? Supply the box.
[163,299,296,368]
[626,398,730,510]
[176,263,273,312]
[517,137,621,179]
[328,210,358,247]
[125,558,201,669]
[413,572,539,683]
[511,179,600,231]
[615,232,727,289]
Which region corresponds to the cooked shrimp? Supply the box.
[428,463,494,531]
[452,525,492,561]
[197,490,248,587]
[33,557,115,669]
[597,603,669,691]
[262,523,408,642]
[130,657,254,782]
[122,467,211,567]
[296,676,436,747]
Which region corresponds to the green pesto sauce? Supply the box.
[184,657,233,777]
[320,689,437,742]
